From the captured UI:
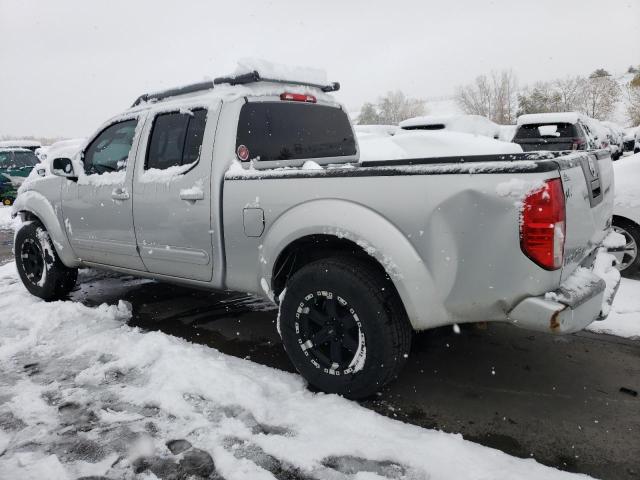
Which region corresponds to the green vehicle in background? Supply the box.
[0,148,40,205]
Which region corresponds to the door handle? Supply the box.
[179,190,204,201]
[111,188,130,200]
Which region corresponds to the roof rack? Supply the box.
[131,81,215,107]
[131,71,340,107]
[213,70,340,93]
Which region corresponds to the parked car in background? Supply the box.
[513,112,596,152]
[353,125,399,137]
[400,114,501,139]
[11,66,620,398]
[602,121,625,160]
[623,127,638,152]
[31,138,86,177]
[611,153,640,276]
[0,139,41,152]
[0,147,40,205]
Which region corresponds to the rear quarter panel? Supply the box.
[222,166,562,330]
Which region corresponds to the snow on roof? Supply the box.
[516,112,584,126]
[234,57,328,86]
[130,59,336,111]
[0,147,32,153]
[0,140,41,148]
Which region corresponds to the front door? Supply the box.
[132,105,216,281]
[61,116,146,270]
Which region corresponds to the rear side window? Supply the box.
[146,109,207,170]
[236,102,356,162]
[515,123,577,139]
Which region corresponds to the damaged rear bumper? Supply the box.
[507,249,621,334]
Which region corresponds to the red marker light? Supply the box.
[280,92,316,103]
[236,144,250,162]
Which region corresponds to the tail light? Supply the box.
[280,92,316,103]
[571,138,585,150]
[520,178,566,270]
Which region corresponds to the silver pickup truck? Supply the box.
[12,71,620,399]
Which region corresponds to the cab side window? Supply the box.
[83,119,138,175]
[146,109,207,170]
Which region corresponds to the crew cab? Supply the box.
[12,67,620,398]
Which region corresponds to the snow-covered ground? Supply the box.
[0,261,591,480]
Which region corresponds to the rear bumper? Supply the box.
[507,249,621,334]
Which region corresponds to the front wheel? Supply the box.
[278,257,412,399]
[611,218,640,277]
[15,221,78,301]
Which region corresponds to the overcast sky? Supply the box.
[1,0,638,138]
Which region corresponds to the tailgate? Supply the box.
[558,150,614,281]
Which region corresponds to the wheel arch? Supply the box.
[261,198,449,330]
[12,191,79,267]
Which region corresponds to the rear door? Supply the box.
[132,103,219,281]
[61,116,147,270]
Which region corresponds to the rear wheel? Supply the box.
[611,218,640,277]
[15,221,78,300]
[278,257,412,399]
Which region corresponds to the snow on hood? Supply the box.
[358,130,523,162]
[400,114,500,138]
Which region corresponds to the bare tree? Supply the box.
[553,76,585,111]
[357,102,381,125]
[357,91,426,125]
[376,91,426,124]
[624,74,640,126]
[455,70,518,124]
[579,75,620,120]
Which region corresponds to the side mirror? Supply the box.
[51,158,77,179]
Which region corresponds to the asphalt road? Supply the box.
[1,228,639,479]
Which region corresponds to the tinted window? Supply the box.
[12,151,39,168]
[236,102,356,161]
[515,123,577,139]
[402,124,445,131]
[146,109,207,170]
[84,120,138,175]
[0,152,11,168]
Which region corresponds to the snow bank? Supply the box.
[588,278,640,339]
[358,130,523,162]
[0,262,588,479]
[234,58,328,86]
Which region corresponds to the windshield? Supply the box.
[514,123,577,139]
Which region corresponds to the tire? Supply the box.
[279,256,412,399]
[15,221,78,301]
[611,218,640,277]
